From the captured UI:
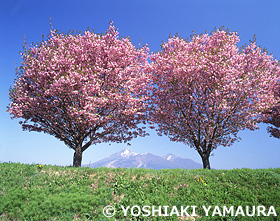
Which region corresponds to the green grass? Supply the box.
[0,163,279,220]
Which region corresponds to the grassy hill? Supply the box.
[0,163,279,220]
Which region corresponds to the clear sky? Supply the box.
[0,0,279,169]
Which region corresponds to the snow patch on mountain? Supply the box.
[164,153,178,161]
[120,148,137,158]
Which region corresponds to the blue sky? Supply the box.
[0,0,279,169]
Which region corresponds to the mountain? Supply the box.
[84,148,202,169]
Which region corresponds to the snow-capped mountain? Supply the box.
[84,148,202,169]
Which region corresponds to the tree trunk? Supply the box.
[73,146,83,167]
[200,153,211,169]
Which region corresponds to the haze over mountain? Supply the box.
[84,148,202,169]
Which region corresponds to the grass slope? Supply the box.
[0,163,279,220]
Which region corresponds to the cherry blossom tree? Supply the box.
[149,29,280,169]
[8,24,150,167]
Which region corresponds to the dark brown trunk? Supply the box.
[73,145,83,167]
[201,153,211,169]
